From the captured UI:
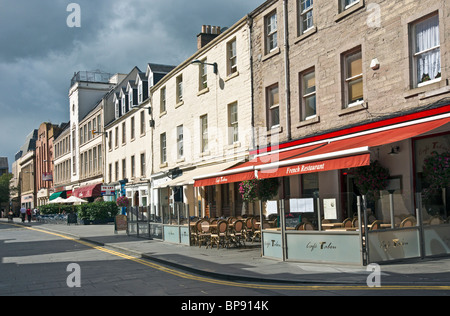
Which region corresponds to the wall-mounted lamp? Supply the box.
[92,130,108,138]
[388,146,400,155]
[191,59,218,74]
[370,58,380,70]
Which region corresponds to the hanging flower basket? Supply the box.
[239,179,259,203]
[239,178,279,202]
[116,196,129,207]
[353,160,390,199]
[422,151,450,200]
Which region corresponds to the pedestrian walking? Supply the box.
[26,208,32,223]
[7,210,13,222]
[20,206,26,223]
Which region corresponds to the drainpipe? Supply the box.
[283,0,291,141]
[247,14,256,151]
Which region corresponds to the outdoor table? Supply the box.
[322,223,343,229]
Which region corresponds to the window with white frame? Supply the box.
[122,158,126,179]
[131,155,135,178]
[265,11,278,53]
[122,95,127,114]
[411,13,441,87]
[299,0,314,35]
[340,0,359,12]
[176,75,183,103]
[160,133,167,163]
[201,115,208,153]
[228,102,239,144]
[267,84,280,128]
[227,39,237,75]
[115,127,119,148]
[177,125,184,159]
[115,161,119,181]
[97,145,102,171]
[87,121,92,141]
[300,68,316,120]
[88,149,93,175]
[108,131,112,150]
[199,59,208,90]
[97,114,101,133]
[140,153,146,177]
[160,86,166,113]
[93,147,97,173]
[131,116,135,140]
[343,47,363,108]
[115,99,120,118]
[140,111,145,135]
[80,125,84,145]
[138,82,143,104]
[122,122,126,144]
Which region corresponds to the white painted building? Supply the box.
[150,18,254,218]
[104,65,174,206]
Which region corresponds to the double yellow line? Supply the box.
[3,222,450,292]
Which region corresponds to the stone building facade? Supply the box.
[250,0,450,148]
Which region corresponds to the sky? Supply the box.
[0,0,264,170]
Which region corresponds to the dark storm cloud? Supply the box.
[0,0,264,169]
[0,1,111,62]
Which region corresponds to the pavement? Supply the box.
[2,217,450,287]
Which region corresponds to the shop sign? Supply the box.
[43,172,53,181]
[101,185,115,196]
[306,241,337,252]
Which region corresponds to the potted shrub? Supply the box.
[422,151,449,207]
[353,160,390,201]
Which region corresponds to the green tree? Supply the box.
[0,173,14,204]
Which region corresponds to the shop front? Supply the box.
[194,107,450,265]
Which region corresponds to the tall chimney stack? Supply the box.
[197,25,222,50]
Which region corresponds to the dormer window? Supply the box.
[138,82,143,104]
[121,94,127,114]
[115,99,120,119]
[129,91,133,107]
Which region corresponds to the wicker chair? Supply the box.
[210,219,229,249]
[229,219,245,247]
[400,216,416,228]
[244,217,254,241]
[198,220,212,248]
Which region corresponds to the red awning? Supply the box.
[193,115,450,186]
[258,154,371,179]
[73,183,102,198]
[194,170,256,187]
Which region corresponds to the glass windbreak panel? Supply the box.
[343,163,419,230]
[177,203,189,225]
[414,133,450,224]
[162,205,170,224]
[149,204,161,223]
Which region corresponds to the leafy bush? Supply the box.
[39,204,79,215]
[77,201,119,221]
